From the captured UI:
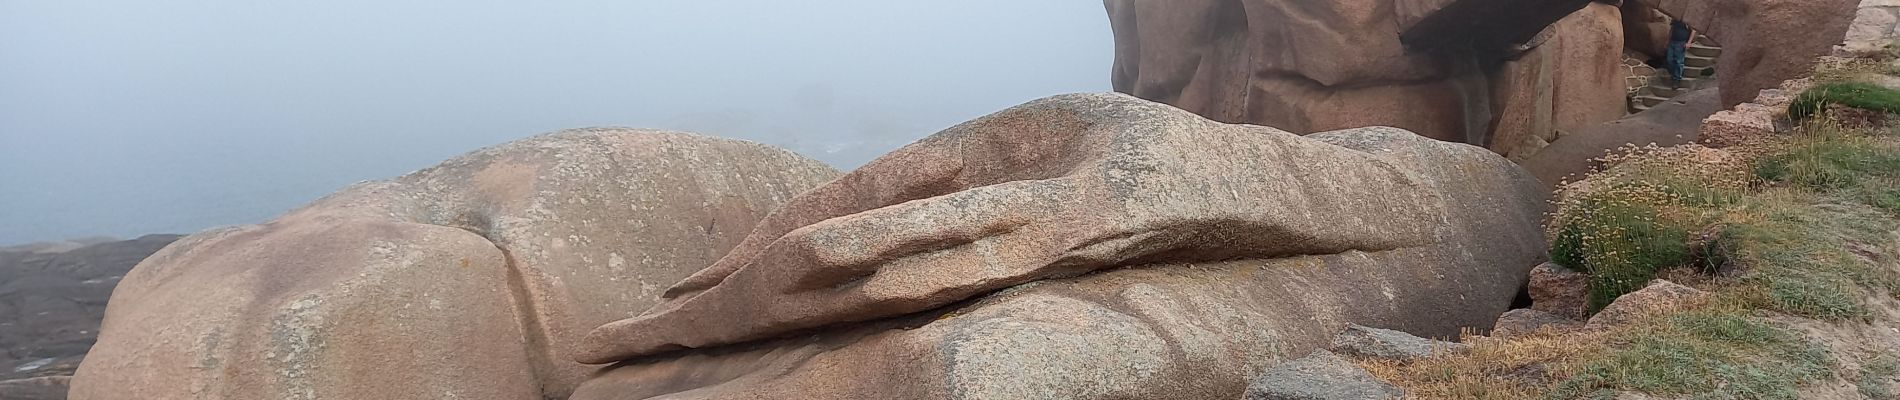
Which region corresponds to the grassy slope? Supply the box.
[1360,66,1900,399]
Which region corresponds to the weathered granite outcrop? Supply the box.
[66,93,1548,400]
[570,93,1549,399]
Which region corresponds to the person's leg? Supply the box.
[1666,42,1686,85]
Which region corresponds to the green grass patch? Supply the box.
[1755,126,1900,213]
[1860,355,1899,399]
[1790,82,1900,121]
[1713,193,1893,320]
[1549,310,1835,400]
[1554,120,1900,320]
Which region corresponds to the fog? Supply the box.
[0,1,1113,245]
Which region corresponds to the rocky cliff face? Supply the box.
[1105,0,1628,161]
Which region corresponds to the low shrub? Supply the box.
[1549,188,1699,311]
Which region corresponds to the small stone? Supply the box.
[1528,262,1590,319]
[1242,350,1404,400]
[1587,280,1706,328]
[1490,309,1583,338]
[1330,324,1466,360]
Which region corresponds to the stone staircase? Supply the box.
[1630,36,1722,113]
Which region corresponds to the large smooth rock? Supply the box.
[1634,0,1860,106]
[68,130,839,399]
[0,235,180,381]
[583,93,1448,362]
[1105,0,1628,159]
[570,93,1549,399]
[1487,2,1630,160]
[1621,0,1674,60]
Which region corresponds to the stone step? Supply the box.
[1688,45,1721,58]
[1650,67,1715,81]
[1636,94,1670,107]
[1649,75,1708,86]
[1686,57,1715,68]
[1646,85,1687,98]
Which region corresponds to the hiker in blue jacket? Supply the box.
[1666,20,1692,87]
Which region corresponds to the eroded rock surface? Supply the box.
[68,130,839,399]
[581,93,1450,363]
[570,93,1549,399]
[1105,0,1627,160]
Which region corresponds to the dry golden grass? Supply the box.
[1359,329,1609,400]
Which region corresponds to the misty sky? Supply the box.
[0,1,1113,245]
